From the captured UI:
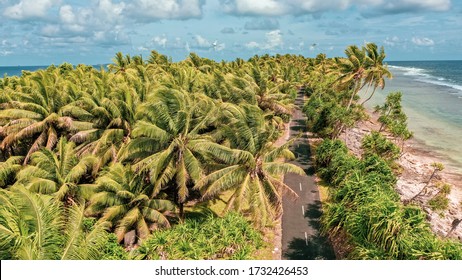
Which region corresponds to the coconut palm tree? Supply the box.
[123,88,231,219]
[250,65,295,115]
[0,185,110,260]
[85,163,175,242]
[334,45,369,110]
[0,70,92,163]
[68,81,136,169]
[197,105,304,227]
[15,137,96,204]
[361,43,392,105]
[197,138,304,227]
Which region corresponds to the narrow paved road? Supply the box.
[281,93,335,260]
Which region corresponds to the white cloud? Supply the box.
[0,39,17,56]
[384,36,401,46]
[220,0,451,16]
[98,0,125,22]
[3,0,59,20]
[214,42,226,51]
[59,5,76,24]
[194,35,210,48]
[223,0,287,16]
[41,24,61,37]
[127,0,204,21]
[92,27,130,46]
[245,29,283,50]
[153,36,168,48]
[30,1,129,49]
[412,37,434,46]
[0,50,13,56]
[245,41,260,49]
[265,29,283,49]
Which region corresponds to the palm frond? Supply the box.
[60,203,86,260]
[65,155,96,183]
[114,208,141,242]
[0,109,42,120]
[263,162,305,176]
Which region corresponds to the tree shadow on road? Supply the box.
[290,139,315,176]
[284,201,336,260]
[284,236,335,260]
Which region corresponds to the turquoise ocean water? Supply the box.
[370,61,462,172]
[1,61,462,171]
[1,66,47,77]
[0,65,107,77]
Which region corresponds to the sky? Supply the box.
[0,0,461,66]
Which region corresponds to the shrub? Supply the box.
[362,131,400,164]
[133,212,262,260]
[316,138,462,259]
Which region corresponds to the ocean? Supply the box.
[0,64,108,77]
[370,60,462,172]
[0,66,48,77]
[1,61,462,171]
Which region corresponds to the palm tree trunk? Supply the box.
[378,108,392,132]
[179,202,184,221]
[360,84,377,106]
[346,81,361,110]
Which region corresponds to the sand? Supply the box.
[339,111,462,240]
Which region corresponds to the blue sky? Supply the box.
[0,0,461,66]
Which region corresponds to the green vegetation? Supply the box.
[374,91,413,151]
[0,186,127,260]
[2,43,460,260]
[302,44,462,259]
[0,51,305,259]
[133,212,262,260]
[314,140,462,259]
[361,131,400,166]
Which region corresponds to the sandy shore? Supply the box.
[339,111,462,240]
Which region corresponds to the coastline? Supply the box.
[340,110,462,240]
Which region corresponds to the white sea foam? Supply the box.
[389,65,462,96]
[389,65,429,77]
[416,78,462,94]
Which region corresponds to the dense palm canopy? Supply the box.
[0,51,308,258]
[0,70,91,163]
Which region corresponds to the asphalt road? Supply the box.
[281,93,335,260]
